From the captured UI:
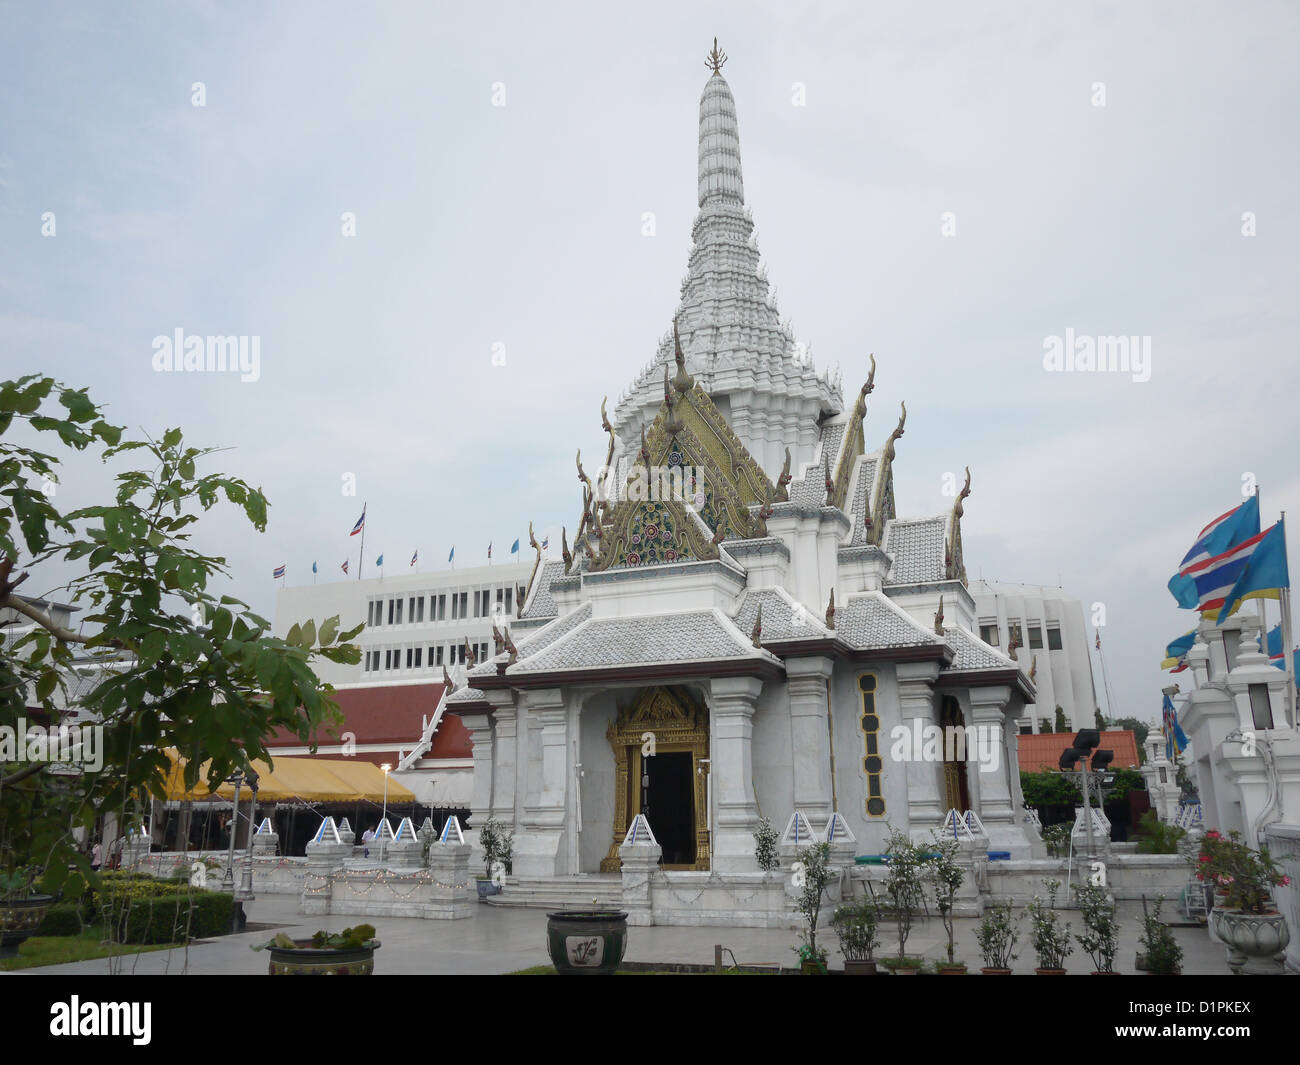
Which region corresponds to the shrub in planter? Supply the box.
[790,841,833,974]
[882,829,926,963]
[976,902,1019,973]
[831,897,880,973]
[477,817,513,893]
[1073,883,1119,973]
[1027,878,1073,973]
[753,816,780,873]
[1193,829,1290,913]
[924,832,965,971]
[1139,896,1183,975]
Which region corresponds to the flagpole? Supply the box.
[357,501,366,581]
[1280,512,1296,729]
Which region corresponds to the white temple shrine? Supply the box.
[444,42,1047,898]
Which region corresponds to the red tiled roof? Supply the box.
[1017,730,1141,773]
[267,682,467,757]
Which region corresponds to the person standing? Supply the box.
[90,840,102,872]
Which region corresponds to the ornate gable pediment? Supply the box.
[587,496,720,572]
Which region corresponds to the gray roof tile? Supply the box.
[882,515,947,584]
[836,591,946,651]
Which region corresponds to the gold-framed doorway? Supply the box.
[600,686,711,872]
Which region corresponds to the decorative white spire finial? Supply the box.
[706,37,728,75]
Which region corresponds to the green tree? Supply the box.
[0,375,361,892]
[1053,705,1068,733]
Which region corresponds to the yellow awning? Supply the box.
[160,752,415,805]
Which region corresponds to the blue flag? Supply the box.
[511,539,520,554]
[448,546,455,563]
[1216,521,1289,625]
[1170,496,1260,607]
[1162,693,1190,760]
[312,561,317,574]
[1161,629,1196,671]
[376,554,384,567]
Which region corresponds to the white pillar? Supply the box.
[515,688,569,877]
[708,675,764,873]
[897,661,944,831]
[785,656,835,823]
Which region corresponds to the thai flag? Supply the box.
[410,550,418,567]
[341,560,349,574]
[541,536,549,551]
[1179,526,1272,615]
[273,564,286,579]
[488,541,492,559]
[1169,497,1260,607]
[350,508,366,536]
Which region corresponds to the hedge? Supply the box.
[33,877,233,944]
[99,890,233,944]
[36,902,87,937]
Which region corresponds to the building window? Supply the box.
[451,594,459,620]
[1249,684,1274,731]
[1028,625,1044,650]
[1046,625,1063,651]
[438,595,446,620]
[414,647,422,668]
[979,622,999,647]
[395,599,403,624]
[1224,633,1239,673]
[406,647,413,669]
[1007,622,1023,650]
[858,674,885,817]
[435,645,443,666]
[1158,767,1168,784]
[384,649,391,669]
[506,587,513,614]
[387,599,395,625]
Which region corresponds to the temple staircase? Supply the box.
[482,874,624,910]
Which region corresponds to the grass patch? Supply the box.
[0,929,175,972]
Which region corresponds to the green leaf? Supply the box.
[319,616,339,646]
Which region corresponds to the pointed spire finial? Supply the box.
[706,37,728,75]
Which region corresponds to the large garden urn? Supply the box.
[1209,907,1291,975]
[0,895,53,960]
[546,910,628,974]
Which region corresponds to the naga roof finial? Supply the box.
[856,353,876,417]
[672,317,694,394]
[825,589,836,630]
[705,37,728,76]
[933,594,945,635]
[750,603,763,649]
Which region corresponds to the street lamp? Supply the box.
[221,771,243,892]
[380,763,391,865]
[237,768,259,903]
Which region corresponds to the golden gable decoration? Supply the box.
[828,354,875,511]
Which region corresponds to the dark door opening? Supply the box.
[643,752,694,866]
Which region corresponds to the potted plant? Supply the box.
[1027,878,1072,974]
[1138,896,1183,975]
[1073,883,1119,973]
[0,863,53,961]
[1196,829,1291,974]
[878,829,926,974]
[546,907,629,974]
[975,902,1019,974]
[476,817,513,898]
[924,832,966,974]
[753,815,780,873]
[254,924,380,975]
[831,897,880,974]
[789,841,833,974]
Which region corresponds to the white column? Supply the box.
[966,685,1014,823]
[463,710,494,855]
[487,692,518,829]
[897,661,944,831]
[515,688,570,877]
[785,656,834,822]
[708,675,764,873]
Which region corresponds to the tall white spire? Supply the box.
[698,67,744,207]
[612,42,843,479]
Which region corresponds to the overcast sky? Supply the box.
[3,1,1299,727]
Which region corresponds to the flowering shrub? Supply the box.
[1193,830,1290,915]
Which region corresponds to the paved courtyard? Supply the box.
[14,893,1233,975]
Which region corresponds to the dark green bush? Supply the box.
[100,889,233,944]
[36,902,86,937]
